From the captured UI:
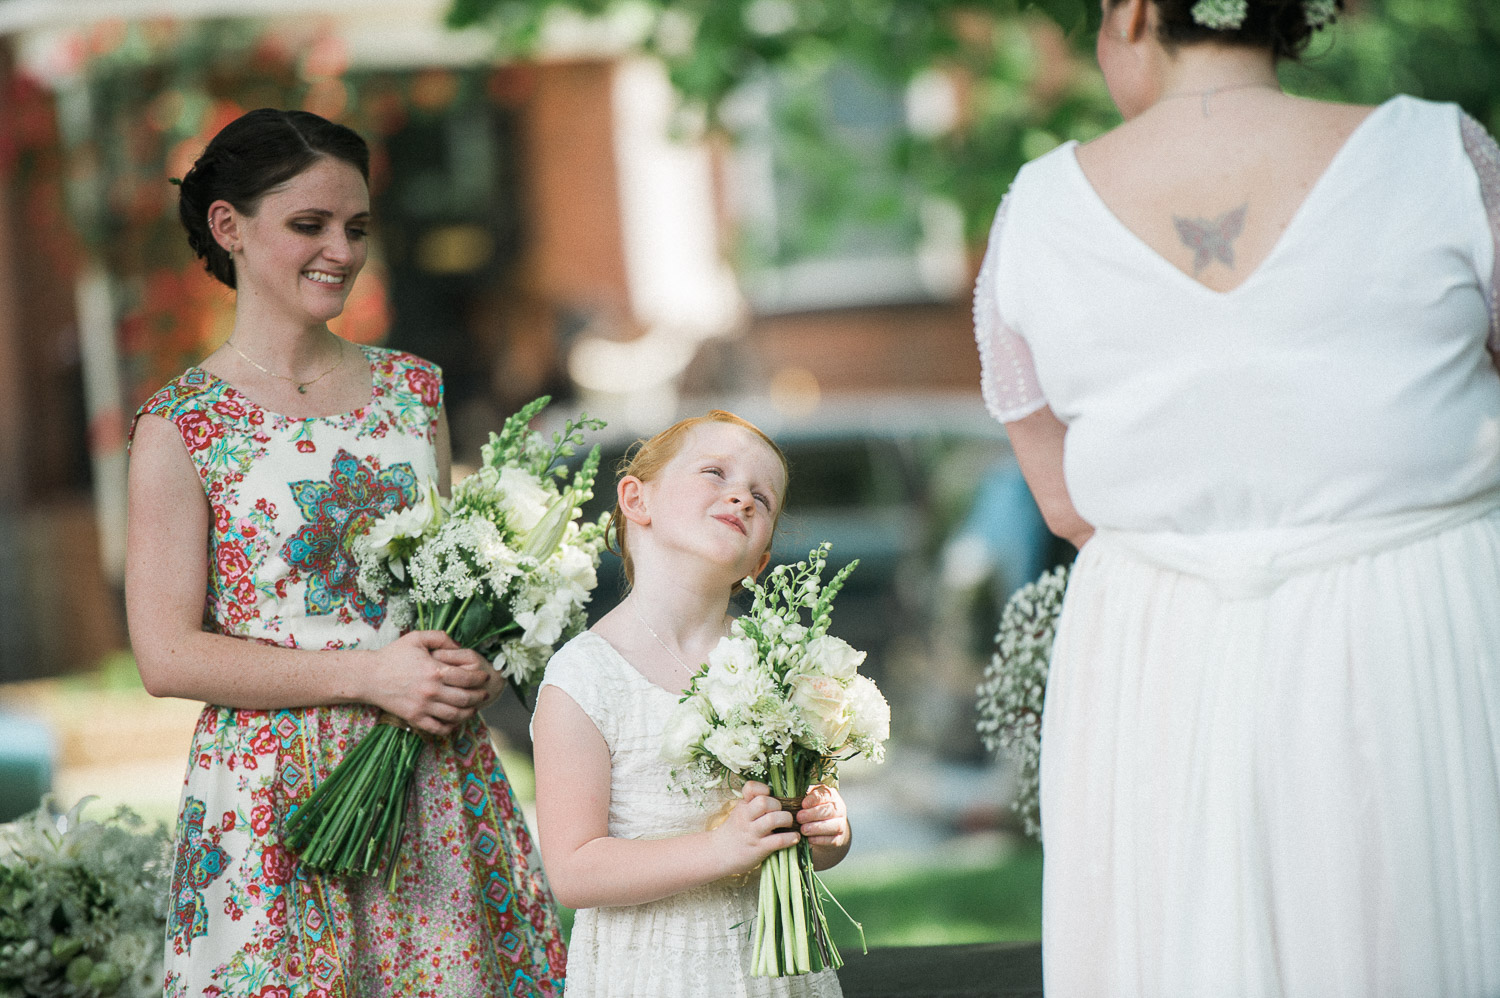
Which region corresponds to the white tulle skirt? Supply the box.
[1040,507,1500,998]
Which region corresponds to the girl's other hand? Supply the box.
[367,630,488,736]
[796,784,850,848]
[712,780,800,877]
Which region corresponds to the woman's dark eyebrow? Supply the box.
[293,208,372,220]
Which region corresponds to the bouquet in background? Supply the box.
[285,396,610,889]
[0,797,171,998]
[661,544,890,978]
[975,564,1070,841]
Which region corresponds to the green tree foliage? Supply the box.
[450,0,1496,247]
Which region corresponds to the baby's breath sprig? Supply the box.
[976,564,1071,841]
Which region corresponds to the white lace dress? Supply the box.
[537,632,843,998]
[975,96,1500,997]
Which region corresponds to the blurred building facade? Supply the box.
[0,0,986,682]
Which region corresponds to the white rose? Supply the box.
[701,637,770,717]
[497,466,553,534]
[661,698,713,765]
[846,674,891,747]
[803,635,864,681]
[703,723,765,774]
[789,673,852,750]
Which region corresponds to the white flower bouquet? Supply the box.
[662,544,890,978]
[0,798,171,998]
[285,396,609,888]
[975,564,1070,840]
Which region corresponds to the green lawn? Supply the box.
[556,839,1043,949]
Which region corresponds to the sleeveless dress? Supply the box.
[536,632,843,998]
[135,345,566,998]
[974,96,1500,997]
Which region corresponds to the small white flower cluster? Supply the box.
[351,397,609,691]
[975,564,1071,841]
[662,544,890,796]
[1190,0,1338,32]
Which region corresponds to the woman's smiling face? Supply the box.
[225,156,371,324]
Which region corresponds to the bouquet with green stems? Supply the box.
[284,396,610,889]
[661,544,890,977]
[0,797,171,998]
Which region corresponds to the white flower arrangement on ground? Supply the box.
[975,563,1071,841]
[0,798,171,998]
[662,543,890,978]
[285,396,609,889]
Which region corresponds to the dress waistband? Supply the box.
[1088,490,1500,600]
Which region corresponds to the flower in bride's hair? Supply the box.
[1302,0,1337,29]
[661,699,714,765]
[1190,0,1247,30]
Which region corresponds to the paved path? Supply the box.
[840,942,1043,997]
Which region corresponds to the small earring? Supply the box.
[1119,29,1130,40]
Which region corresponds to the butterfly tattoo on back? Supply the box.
[1173,203,1248,273]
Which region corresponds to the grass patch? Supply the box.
[552,839,1042,950]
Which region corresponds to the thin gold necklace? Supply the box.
[227,337,345,394]
[630,603,716,679]
[1157,81,1278,118]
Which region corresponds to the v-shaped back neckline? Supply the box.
[1063,96,1396,298]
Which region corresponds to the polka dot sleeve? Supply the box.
[973,192,1047,422]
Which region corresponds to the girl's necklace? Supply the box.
[227,337,345,394]
[630,603,716,679]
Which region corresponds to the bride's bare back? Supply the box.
[1075,92,1377,293]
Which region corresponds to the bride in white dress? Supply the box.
[974,1,1500,995]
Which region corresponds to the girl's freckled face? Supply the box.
[643,423,787,577]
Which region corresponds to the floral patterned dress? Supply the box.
[135,345,566,998]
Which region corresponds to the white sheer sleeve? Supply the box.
[1461,111,1500,354]
[973,193,1047,422]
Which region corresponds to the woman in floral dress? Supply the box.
[126,109,565,997]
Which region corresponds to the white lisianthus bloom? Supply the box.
[703,723,765,774]
[661,698,714,764]
[496,466,553,533]
[802,635,865,681]
[701,637,771,717]
[553,543,598,600]
[789,674,852,750]
[363,479,444,560]
[516,594,570,648]
[846,674,891,747]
